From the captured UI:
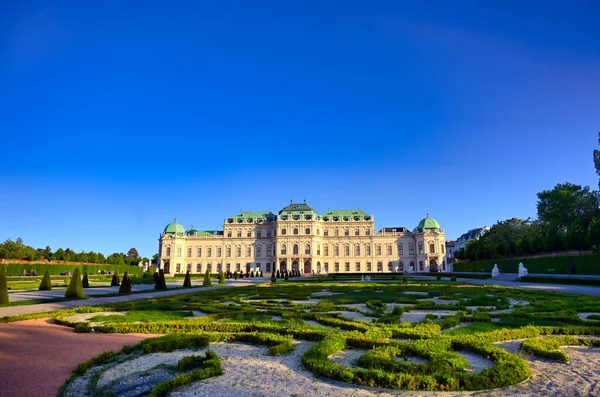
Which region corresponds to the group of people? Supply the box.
[22,269,37,276]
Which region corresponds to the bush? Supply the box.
[233,271,238,280]
[82,272,90,288]
[119,271,132,293]
[284,271,289,281]
[39,270,53,291]
[183,271,192,288]
[271,271,276,283]
[436,275,442,281]
[203,270,212,287]
[154,269,167,290]
[65,268,84,298]
[403,276,409,283]
[219,271,226,285]
[111,272,120,286]
[4,263,143,277]
[0,265,8,305]
[521,336,600,362]
[450,277,457,282]
[453,254,600,275]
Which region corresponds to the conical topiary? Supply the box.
[82,272,90,288]
[0,265,9,305]
[271,271,276,283]
[39,270,52,291]
[233,271,238,280]
[203,269,212,286]
[219,271,226,284]
[284,271,289,281]
[119,271,132,293]
[111,271,120,286]
[276,269,280,278]
[65,268,84,299]
[183,270,192,288]
[154,269,167,290]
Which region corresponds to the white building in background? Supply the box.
[157,201,448,276]
[444,240,456,271]
[455,227,490,252]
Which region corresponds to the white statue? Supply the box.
[518,263,528,278]
[491,264,500,278]
[367,275,371,282]
[361,275,365,282]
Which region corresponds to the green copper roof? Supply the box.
[416,214,441,230]
[186,225,198,235]
[164,219,185,234]
[195,230,223,236]
[227,211,276,223]
[321,209,369,219]
[278,202,317,215]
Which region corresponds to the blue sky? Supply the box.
[1,1,598,258]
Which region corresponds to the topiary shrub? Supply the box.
[154,269,167,290]
[403,276,409,283]
[203,270,212,287]
[276,269,281,278]
[450,277,457,282]
[218,271,226,284]
[0,265,8,305]
[284,271,289,281]
[436,275,442,281]
[183,270,192,288]
[119,271,132,293]
[111,272,120,287]
[233,271,238,280]
[271,271,276,283]
[39,270,53,291]
[65,268,84,299]
[82,272,90,288]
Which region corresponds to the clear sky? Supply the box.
[1,1,599,258]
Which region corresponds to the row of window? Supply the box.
[175,262,273,273]
[166,241,445,258]
[319,261,426,272]
[221,227,377,238]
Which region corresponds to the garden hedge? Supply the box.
[4,263,143,277]
[453,254,600,274]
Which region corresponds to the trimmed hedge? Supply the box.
[520,276,600,287]
[422,272,491,279]
[39,270,53,291]
[0,265,8,305]
[453,254,600,275]
[64,268,84,299]
[521,336,600,362]
[4,263,143,277]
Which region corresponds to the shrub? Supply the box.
[219,271,226,285]
[119,271,132,293]
[436,275,442,281]
[82,272,90,288]
[0,265,8,305]
[141,334,210,354]
[450,277,457,282]
[521,336,600,362]
[233,271,239,280]
[271,271,276,283]
[403,276,409,283]
[111,272,120,287]
[154,269,167,290]
[203,270,212,286]
[183,271,192,288]
[39,270,53,291]
[284,271,289,281]
[276,269,281,278]
[64,268,84,299]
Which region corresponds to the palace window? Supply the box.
[177,247,182,257]
[166,247,171,256]
[324,262,329,272]
[377,262,383,271]
[355,262,361,271]
[367,262,372,271]
[410,261,415,270]
[317,229,320,235]
[324,244,329,256]
[366,230,370,236]
[388,262,393,271]
[236,263,241,272]
[334,245,339,256]
[197,247,202,257]
[409,245,415,255]
[196,263,202,272]
[282,228,287,235]
[355,228,360,236]
[187,248,192,257]
[207,263,212,272]
[256,245,262,257]
[246,246,251,257]
[398,261,404,271]
[236,246,241,257]
[256,263,261,271]
[305,244,311,254]
[247,231,252,237]
[227,231,232,237]
[187,263,191,272]
[293,228,299,235]
[418,243,424,254]
[430,243,435,254]
[293,244,299,255]
[267,244,272,256]
[386,245,392,256]
[266,231,271,238]
[176,263,181,273]
[305,228,310,235]
[355,245,360,256]
[226,263,231,271]
[441,244,445,254]
[366,245,371,256]
[257,231,262,238]
[217,263,222,272]
[376,245,382,256]
[217,247,222,257]
[344,228,349,236]
[237,231,242,237]
[226,246,231,257]
[324,229,329,236]
[344,245,350,256]
[317,244,321,255]
[281,244,287,255]
[345,262,350,271]
[207,248,212,257]
[266,263,271,272]
[419,261,424,271]
[335,228,339,236]
[335,262,340,272]
[398,244,403,256]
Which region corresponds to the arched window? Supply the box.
[305,244,311,254]
[166,246,171,256]
[196,263,202,273]
[429,242,435,254]
[317,244,321,255]
[305,228,310,235]
[388,262,393,271]
[355,228,360,236]
[377,262,383,271]
[293,228,299,235]
[236,245,241,257]
[398,261,404,271]
[281,244,287,255]
[441,244,445,254]
[187,263,191,272]
[282,228,287,235]
[293,244,299,255]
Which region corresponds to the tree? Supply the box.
[219,271,226,285]
[203,270,212,286]
[271,271,276,283]
[64,268,84,298]
[82,272,90,288]
[284,271,289,281]
[537,183,599,231]
[119,271,132,293]
[39,271,52,291]
[154,269,167,290]
[127,247,139,261]
[111,272,120,286]
[0,265,9,305]
[587,218,600,250]
[594,132,600,190]
[183,270,192,287]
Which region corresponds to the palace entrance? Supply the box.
[279,261,287,272]
[163,261,170,274]
[304,260,311,274]
[291,261,299,272]
[430,259,438,272]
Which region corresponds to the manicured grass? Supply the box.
[89,310,194,323]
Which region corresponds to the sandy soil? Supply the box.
[0,319,156,397]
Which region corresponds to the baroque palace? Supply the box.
[158,201,447,276]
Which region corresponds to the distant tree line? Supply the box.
[455,134,600,262]
[0,238,148,266]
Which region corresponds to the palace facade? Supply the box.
[158,202,447,276]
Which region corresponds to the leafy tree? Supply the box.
[82,272,90,288]
[218,271,226,284]
[64,268,84,298]
[39,271,52,291]
[594,132,600,190]
[203,269,212,286]
[183,270,192,288]
[0,265,9,305]
[119,271,132,293]
[587,218,600,250]
[537,183,599,231]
